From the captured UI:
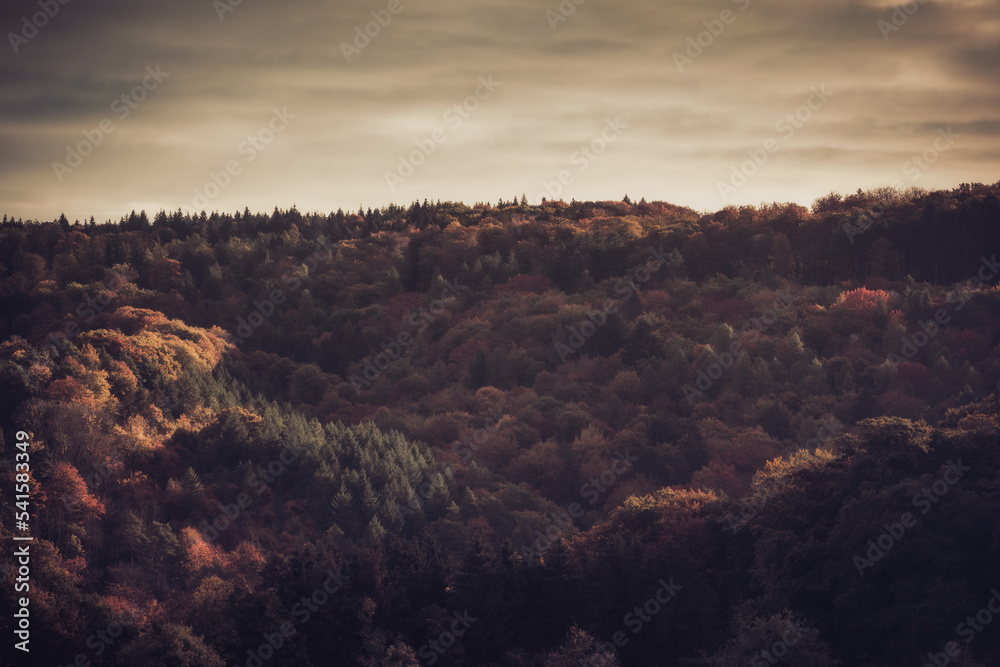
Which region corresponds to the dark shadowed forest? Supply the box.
[2,182,1000,666]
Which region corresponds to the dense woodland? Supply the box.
[1,182,999,666]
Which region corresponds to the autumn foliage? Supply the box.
[2,187,1000,665]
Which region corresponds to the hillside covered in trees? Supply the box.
[2,182,1000,666]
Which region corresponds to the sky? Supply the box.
[1,0,998,222]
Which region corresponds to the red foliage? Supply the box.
[638,289,672,315]
[382,293,426,323]
[146,257,184,291]
[47,462,106,521]
[46,377,95,403]
[180,527,226,576]
[465,515,496,541]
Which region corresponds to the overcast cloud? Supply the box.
[1,0,997,220]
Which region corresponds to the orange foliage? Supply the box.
[579,488,720,560]
[113,413,162,452]
[638,289,672,315]
[81,307,233,380]
[833,287,894,316]
[180,527,227,576]
[46,377,98,404]
[745,448,836,502]
[47,462,106,521]
[956,412,1000,434]
[584,215,644,246]
[104,358,140,395]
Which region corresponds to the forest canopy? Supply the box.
[1,183,999,666]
